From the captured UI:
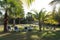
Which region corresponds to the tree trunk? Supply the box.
[13,19,15,27]
[39,20,42,31]
[4,9,8,32]
[53,24,56,30]
[19,18,20,24]
[43,25,45,31]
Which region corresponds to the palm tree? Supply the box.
[49,0,60,30]
[49,0,60,5]
[0,11,2,24]
[8,5,24,26]
[33,9,46,31]
[54,7,60,25]
[0,0,23,32]
[0,0,35,32]
[26,12,34,23]
[18,13,24,24]
[0,11,2,16]
[21,0,35,7]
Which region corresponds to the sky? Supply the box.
[0,0,60,15]
[23,0,53,14]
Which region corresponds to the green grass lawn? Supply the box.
[0,24,60,40]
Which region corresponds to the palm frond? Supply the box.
[49,0,60,5]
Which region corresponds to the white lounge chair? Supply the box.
[7,25,12,32]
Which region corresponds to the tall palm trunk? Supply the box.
[39,20,42,31]
[4,9,8,32]
[53,24,56,30]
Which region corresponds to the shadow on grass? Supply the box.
[40,30,60,40]
[0,30,60,40]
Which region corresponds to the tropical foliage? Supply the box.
[32,9,47,31]
[0,0,35,32]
